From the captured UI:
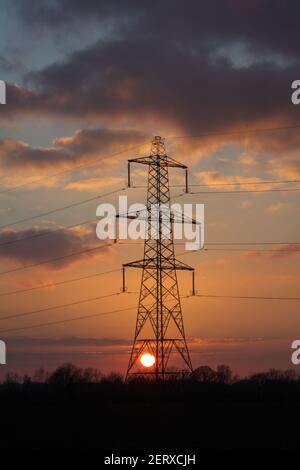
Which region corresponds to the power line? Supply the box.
[0,268,121,297]
[0,304,138,334]
[194,294,300,301]
[0,187,125,230]
[120,244,300,253]
[0,241,157,277]
[0,292,125,321]
[202,248,300,252]
[1,290,299,335]
[1,244,298,297]
[166,123,300,140]
[187,179,300,187]
[0,190,184,247]
[0,181,297,248]
[0,242,300,297]
[134,179,300,189]
[0,141,148,195]
[187,188,300,195]
[0,240,299,278]
[0,243,112,276]
[0,190,185,249]
[0,216,98,248]
[3,122,299,196]
[205,241,300,246]
[2,124,300,197]
[0,217,299,248]
[0,202,299,249]
[0,295,186,334]
[116,241,300,246]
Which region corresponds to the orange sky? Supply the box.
[0,0,300,378]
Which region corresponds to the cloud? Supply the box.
[13,0,300,62]
[0,0,298,183]
[0,207,13,214]
[270,244,300,258]
[0,225,109,270]
[2,0,300,139]
[240,200,253,209]
[7,337,132,347]
[0,127,147,187]
[15,278,56,290]
[9,44,300,132]
[270,159,300,179]
[194,171,274,190]
[0,138,69,170]
[190,337,268,347]
[267,203,287,213]
[0,128,146,170]
[0,53,25,74]
[65,176,124,191]
[245,244,300,259]
[8,335,270,349]
[208,221,225,229]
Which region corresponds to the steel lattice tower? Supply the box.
[121,136,196,380]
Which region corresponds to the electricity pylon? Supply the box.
[121,136,196,380]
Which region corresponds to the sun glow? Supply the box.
[140,353,156,368]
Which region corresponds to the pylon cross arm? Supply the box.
[128,155,187,169]
[123,259,194,271]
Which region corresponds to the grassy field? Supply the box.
[0,400,299,450]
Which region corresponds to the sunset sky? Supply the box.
[0,0,300,378]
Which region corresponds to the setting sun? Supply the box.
[140,353,156,368]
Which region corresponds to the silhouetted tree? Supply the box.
[281,369,298,381]
[104,372,123,384]
[216,364,233,384]
[82,367,102,383]
[250,368,299,383]
[23,374,32,385]
[3,372,22,385]
[33,368,49,383]
[191,366,218,382]
[48,363,84,387]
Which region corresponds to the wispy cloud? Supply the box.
[0,128,147,187]
[0,225,110,270]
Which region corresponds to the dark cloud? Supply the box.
[0,54,24,74]
[1,0,299,136]
[0,226,108,269]
[14,0,145,30]
[7,336,267,347]
[246,244,300,259]
[2,40,299,135]
[14,0,300,59]
[7,337,132,346]
[0,128,147,170]
[270,244,300,258]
